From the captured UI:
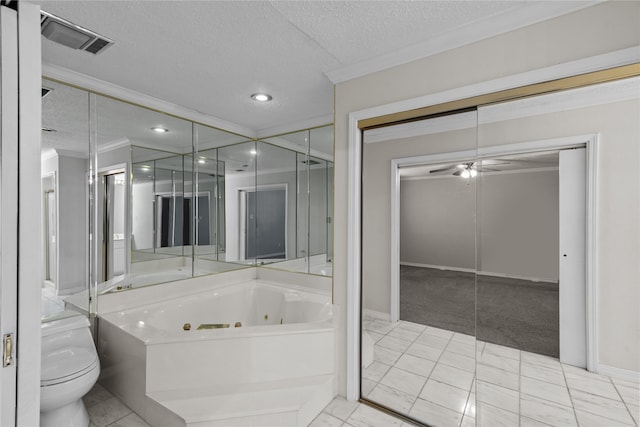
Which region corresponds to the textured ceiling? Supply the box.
[38,1,598,135]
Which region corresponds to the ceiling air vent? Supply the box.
[40,10,113,55]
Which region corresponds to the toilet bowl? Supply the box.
[40,312,100,427]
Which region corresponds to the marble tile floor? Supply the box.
[358,316,639,427]
[85,316,639,426]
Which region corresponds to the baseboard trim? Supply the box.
[363,308,390,322]
[400,262,475,274]
[597,364,640,383]
[399,262,558,284]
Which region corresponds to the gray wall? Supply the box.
[400,170,559,282]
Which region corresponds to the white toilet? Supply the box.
[40,312,100,427]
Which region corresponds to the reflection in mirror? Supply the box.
[360,111,477,426]
[212,141,258,266]
[40,79,91,320]
[193,124,251,275]
[260,125,334,276]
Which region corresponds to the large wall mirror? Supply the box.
[40,78,334,321]
[358,76,639,426]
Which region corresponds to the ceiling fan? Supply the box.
[429,161,506,178]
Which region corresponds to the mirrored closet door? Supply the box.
[359,75,640,427]
[360,109,478,426]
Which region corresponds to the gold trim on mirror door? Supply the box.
[358,63,640,130]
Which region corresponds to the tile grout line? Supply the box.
[560,362,581,426]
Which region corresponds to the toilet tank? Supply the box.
[41,312,94,351]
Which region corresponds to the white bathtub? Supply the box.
[97,280,335,422]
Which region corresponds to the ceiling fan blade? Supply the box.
[429,165,458,174]
[452,170,464,176]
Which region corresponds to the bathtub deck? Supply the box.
[145,374,335,427]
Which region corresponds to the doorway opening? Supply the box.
[240,185,287,260]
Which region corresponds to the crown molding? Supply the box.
[326,1,603,84]
[42,63,256,139]
[255,114,333,140]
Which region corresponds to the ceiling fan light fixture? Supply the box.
[251,93,272,102]
[461,169,471,179]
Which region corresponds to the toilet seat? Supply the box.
[41,346,99,387]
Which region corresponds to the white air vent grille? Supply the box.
[40,10,113,55]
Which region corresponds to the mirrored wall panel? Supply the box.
[40,79,335,315]
[40,78,91,320]
[261,126,334,275]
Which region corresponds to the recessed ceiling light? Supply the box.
[198,159,206,164]
[251,93,272,102]
[151,126,169,133]
[250,149,257,155]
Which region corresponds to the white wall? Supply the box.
[400,170,560,282]
[334,1,640,394]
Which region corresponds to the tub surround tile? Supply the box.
[322,396,359,421]
[419,379,469,413]
[429,363,475,391]
[409,398,463,427]
[380,367,427,397]
[521,376,573,407]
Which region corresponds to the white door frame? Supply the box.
[0,6,20,424]
[389,136,598,372]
